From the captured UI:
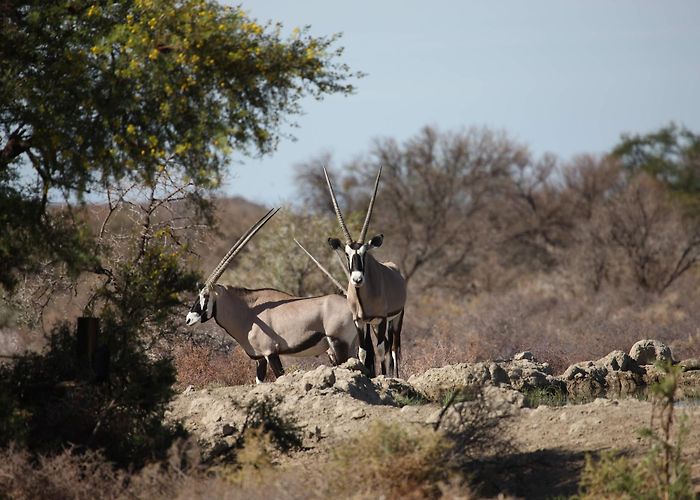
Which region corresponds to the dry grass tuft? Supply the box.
[173,344,256,388]
[329,421,459,499]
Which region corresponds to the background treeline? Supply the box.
[240,122,700,375]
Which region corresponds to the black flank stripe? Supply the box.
[285,331,325,354]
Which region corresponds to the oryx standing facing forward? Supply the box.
[185,209,357,383]
[323,166,407,377]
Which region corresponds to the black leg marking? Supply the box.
[363,324,376,378]
[256,358,268,383]
[376,319,389,376]
[328,337,349,365]
[327,348,338,365]
[391,310,404,379]
[268,354,284,377]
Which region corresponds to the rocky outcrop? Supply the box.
[629,339,674,365]
[408,340,690,402]
[166,339,700,458]
[561,350,645,399]
[408,352,560,401]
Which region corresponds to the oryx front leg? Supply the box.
[375,318,390,376]
[255,358,268,384]
[356,322,376,377]
[355,321,367,364]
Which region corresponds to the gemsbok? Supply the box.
[322,166,407,378]
[185,208,357,383]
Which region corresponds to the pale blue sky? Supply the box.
[223,1,700,204]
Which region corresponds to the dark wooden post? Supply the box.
[76,316,99,371]
[76,317,111,383]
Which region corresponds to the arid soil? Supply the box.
[167,352,700,499]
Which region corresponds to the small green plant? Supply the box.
[440,386,480,406]
[522,385,568,408]
[393,393,428,407]
[577,361,693,499]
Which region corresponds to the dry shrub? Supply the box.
[577,365,693,500]
[173,343,331,388]
[0,445,126,500]
[0,438,313,500]
[173,344,255,388]
[403,272,700,376]
[401,336,468,378]
[329,421,459,499]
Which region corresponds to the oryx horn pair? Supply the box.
[323,165,382,246]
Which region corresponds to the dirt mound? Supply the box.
[167,361,435,457]
[165,341,700,496]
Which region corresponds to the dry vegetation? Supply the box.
[3,124,700,498]
[172,135,700,386]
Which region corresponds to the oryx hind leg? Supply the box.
[255,358,268,384]
[327,337,350,365]
[390,310,404,378]
[266,354,284,378]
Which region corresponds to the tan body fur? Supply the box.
[346,257,406,322]
[212,285,357,362]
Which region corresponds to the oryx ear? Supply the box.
[328,237,342,250]
[369,234,384,248]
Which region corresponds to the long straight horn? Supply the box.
[323,166,352,245]
[205,208,280,286]
[205,207,275,285]
[333,250,351,280]
[293,239,347,296]
[358,165,382,243]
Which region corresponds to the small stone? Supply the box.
[680,358,700,371]
[514,351,535,362]
[340,358,369,374]
[489,363,510,386]
[222,424,235,437]
[351,409,366,419]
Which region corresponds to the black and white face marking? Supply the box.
[346,243,368,286]
[185,288,215,325]
[328,234,383,288]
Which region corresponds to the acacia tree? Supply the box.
[0,0,358,464]
[0,0,358,290]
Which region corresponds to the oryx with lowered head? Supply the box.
[322,166,407,378]
[185,208,357,383]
